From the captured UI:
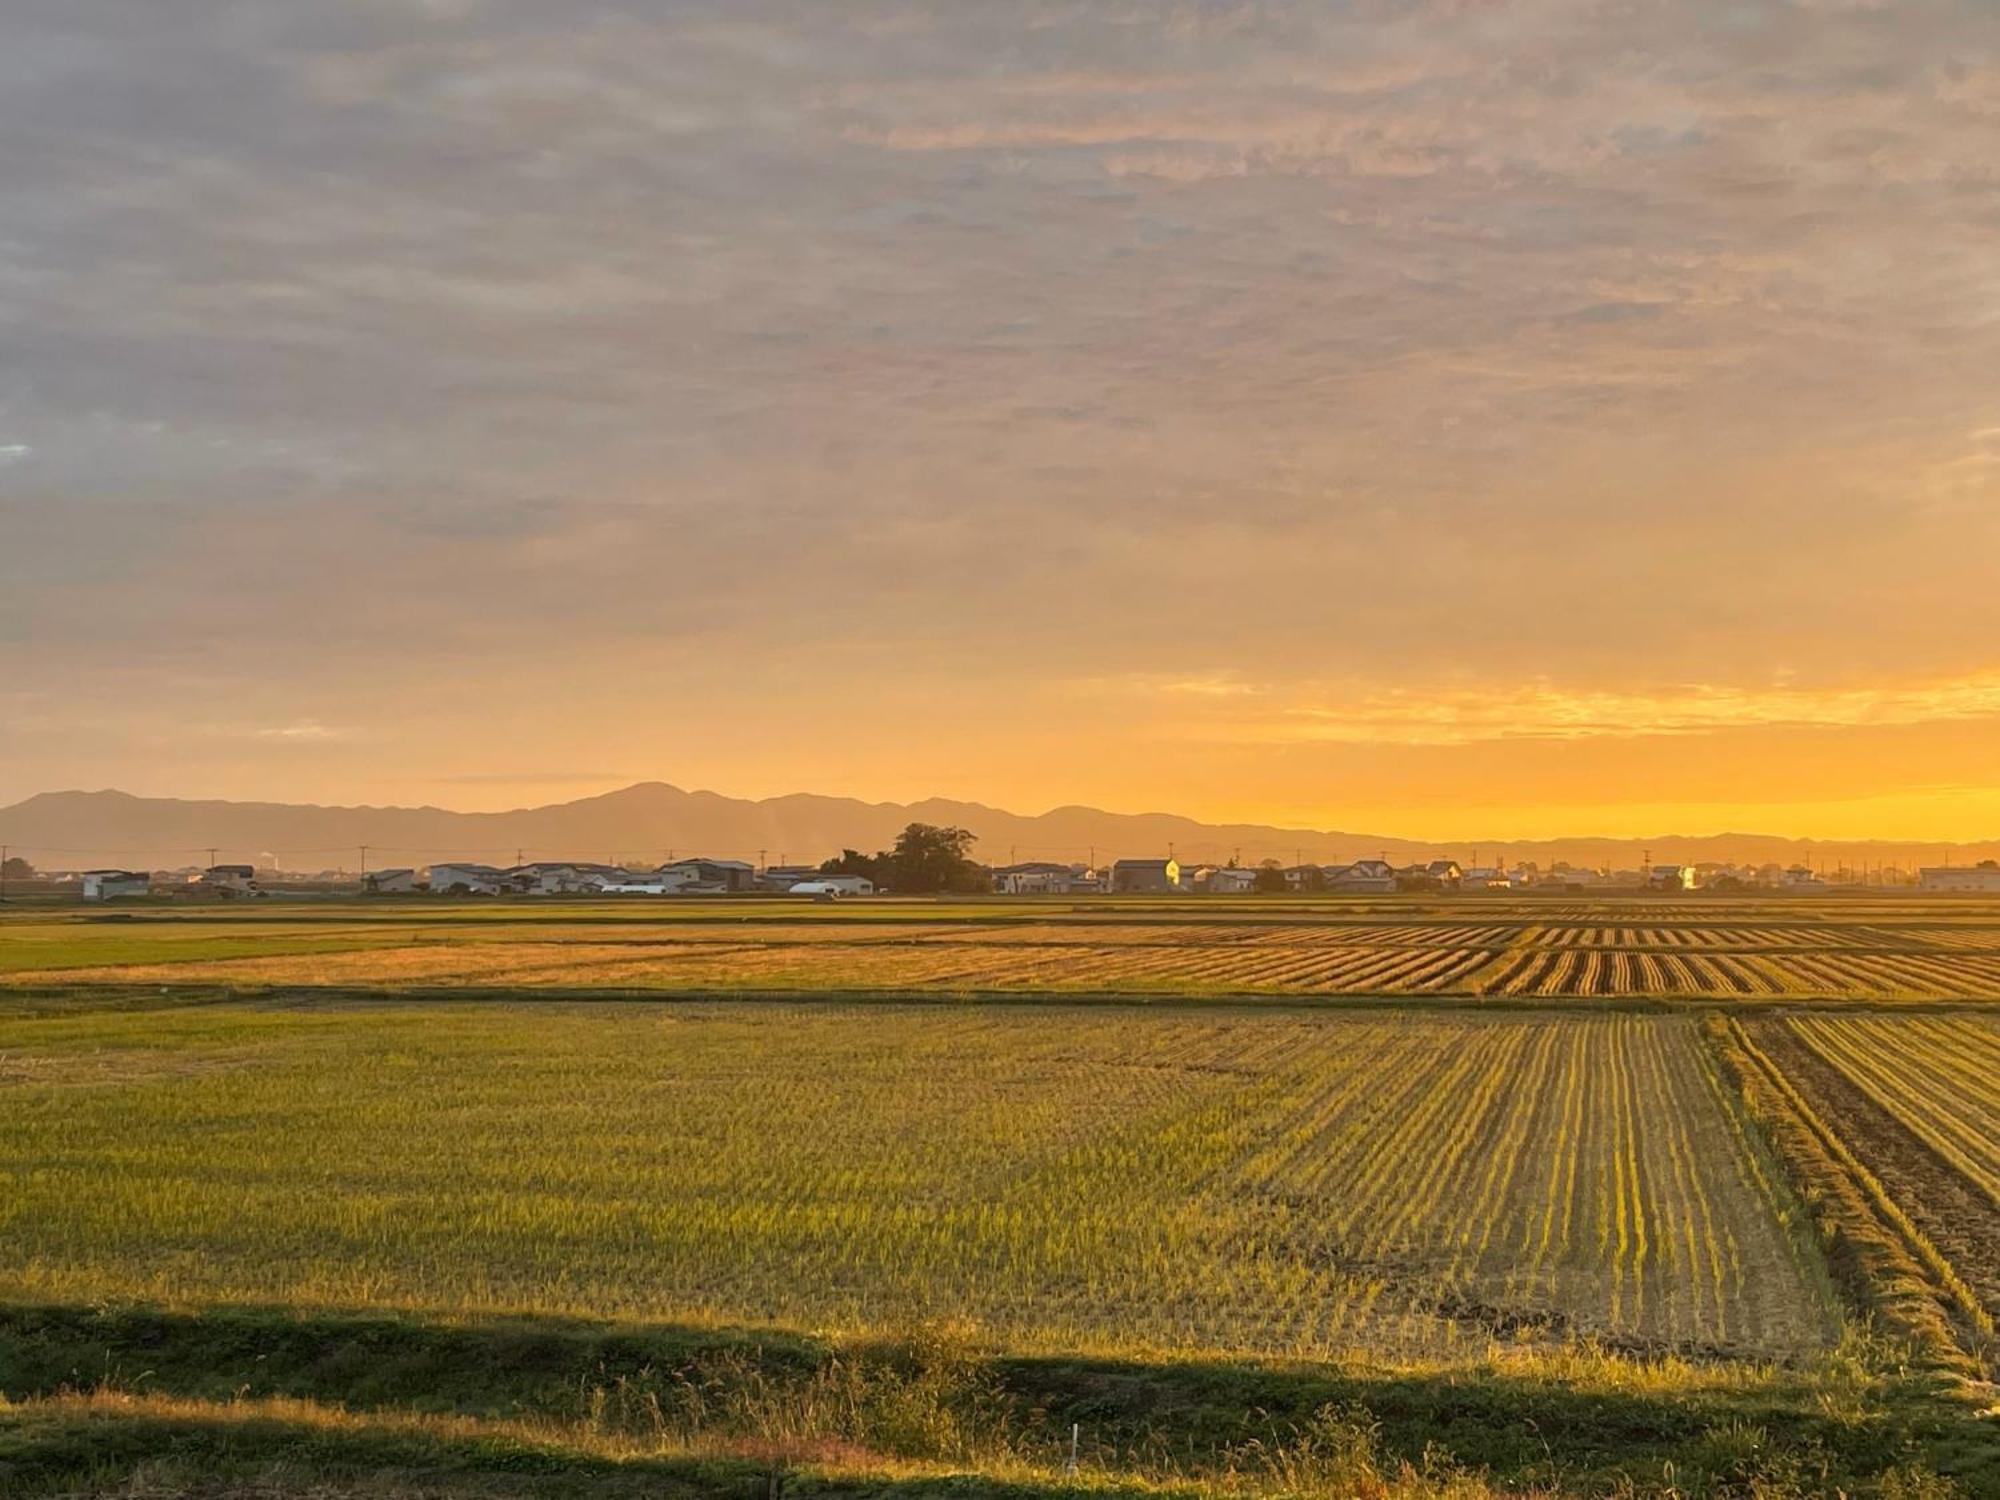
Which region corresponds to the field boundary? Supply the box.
[16,980,2000,1019]
[1709,1018,1994,1378]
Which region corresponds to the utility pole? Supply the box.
[359,845,369,878]
[1,843,8,901]
[207,846,218,870]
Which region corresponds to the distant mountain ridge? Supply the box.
[1,783,1991,873]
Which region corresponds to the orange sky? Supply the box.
[3,3,1998,841]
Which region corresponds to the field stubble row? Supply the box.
[0,1003,1837,1363]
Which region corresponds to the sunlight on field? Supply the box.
[12,895,2000,1000]
[0,1002,1836,1362]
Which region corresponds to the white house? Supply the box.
[1919,864,2000,893]
[1208,867,1259,893]
[362,868,417,894]
[1460,867,1512,891]
[993,862,1079,894]
[82,869,150,901]
[199,864,258,896]
[428,862,509,895]
[509,861,628,894]
[1648,864,1697,891]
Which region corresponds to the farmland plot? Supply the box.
[0,1003,1833,1362]
[14,901,2000,1001]
[1776,1017,2000,1315]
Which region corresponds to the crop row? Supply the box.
[0,1003,1833,1362]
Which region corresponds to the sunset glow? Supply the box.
[4,3,1998,840]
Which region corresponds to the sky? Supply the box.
[3,0,1999,841]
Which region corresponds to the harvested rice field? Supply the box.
[10,894,2000,1001]
[0,1001,1837,1362]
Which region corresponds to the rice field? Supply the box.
[0,1001,1837,1362]
[1734,1013,2000,1368]
[12,896,2000,999]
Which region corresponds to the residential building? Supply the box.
[992,861,1078,895]
[199,864,258,896]
[81,869,150,901]
[509,861,627,894]
[361,868,417,894]
[1919,864,2000,893]
[1648,864,1697,891]
[1460,866,1512,891]
[656,858,758,892]
[427,862,510,895]
[1111,857,1179,893]
[759,864,821,892]
[1326,858,1396,893]
[1208,866,1259,894]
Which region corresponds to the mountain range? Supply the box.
[1,784,1992,875]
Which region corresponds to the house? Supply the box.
[81,869,150,901]
[1283,864,1325,892]
[1326,859,1396,893]
[1177,863,1217,892]
[1648,864,1697,891]
[992,861,1077,895]
[656,858,757,893]
[1111,858,1179,893]
[1919,863,2000,893]
[1393,859,1463,891]
[427,862,510,895]
[759,864,821,892]
[199,864,258,896]
[362,868,417,894]
[787,876,874,898]
[1208,866,1259,894]
[1460,866,1511,891]
[509,861,627,895]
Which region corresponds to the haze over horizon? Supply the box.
[6,3,2000,841]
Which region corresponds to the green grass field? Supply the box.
[5,901,2000,1497]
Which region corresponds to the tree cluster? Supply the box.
[820,823,986,894]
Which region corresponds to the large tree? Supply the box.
[885,823,984,894]
[819,848,886,882]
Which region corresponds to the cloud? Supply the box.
[1190,672,2000,748]
[4,1,2000,827]
[254,720,355,743]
